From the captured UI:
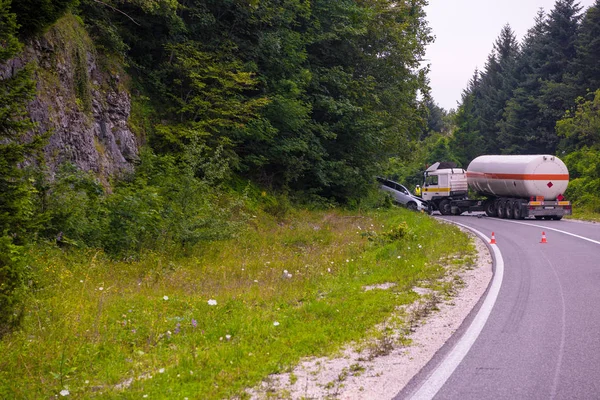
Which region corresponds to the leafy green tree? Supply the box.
[152,42,269,153]
[557,89,600,151]
[297,0,431,201]
[562,147,600,211]
[75,0,432,203]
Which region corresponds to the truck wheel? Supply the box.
[513,200,524,220]
[505,200,514,219]
[439,199,452,215]
[552,215,563,220]
[484,200,497,217]
[496,200,506,219]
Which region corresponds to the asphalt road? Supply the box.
[397,215,600,400]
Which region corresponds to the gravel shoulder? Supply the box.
[248,230,493,399]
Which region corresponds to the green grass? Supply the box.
[0,207,474,399]
[567,206,600,222]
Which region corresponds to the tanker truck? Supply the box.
[422,155,572,220]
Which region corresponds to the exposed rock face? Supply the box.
[0,15,139,181]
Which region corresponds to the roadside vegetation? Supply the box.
[2,0,600,398]
[0,203,473,399]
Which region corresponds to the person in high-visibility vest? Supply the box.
[415,185,421,197]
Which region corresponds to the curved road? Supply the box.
[397,215,600,400]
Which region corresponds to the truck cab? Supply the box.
[422,163,468,212]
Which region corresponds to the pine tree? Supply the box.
[451,69,486,166]
[474,24,519,154]
[498,2,583,155]
[498,10,549,154]
[535,0,583,153]
[424,99,447,137]
[538,0,582,82]
[0,0,43,337]
[572,0,600,96]
[0,0,38,238]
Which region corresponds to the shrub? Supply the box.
[563,148,600,212]
[42,152,248,257]
[0,236,30,338]
[42,163,107,247]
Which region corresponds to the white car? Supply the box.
[377,177,428,211]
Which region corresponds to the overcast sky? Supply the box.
[424,0,597,111]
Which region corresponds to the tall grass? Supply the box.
[0,207,474,399]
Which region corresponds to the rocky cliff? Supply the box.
[0,15,139,182]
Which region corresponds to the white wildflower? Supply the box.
[60,389,69,397]
[208,299,217,306]
[273,321,280,326]
[163,296,169,301]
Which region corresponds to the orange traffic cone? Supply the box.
[540,231,547,244]
[490,232,497,244]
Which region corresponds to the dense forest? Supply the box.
[1,0,432,335]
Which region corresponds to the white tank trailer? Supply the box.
[422,155,572,220]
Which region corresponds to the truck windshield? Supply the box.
[425,175,438,186]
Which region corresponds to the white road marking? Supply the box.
[409,223,505,400]
[539,250,567,399]
[503,220,600,245]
